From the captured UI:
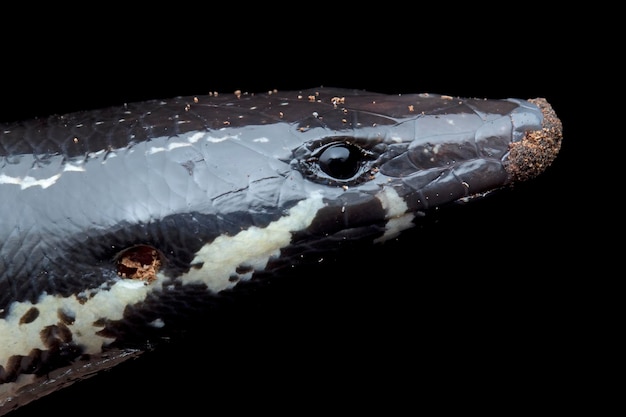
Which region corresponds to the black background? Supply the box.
[1,6,603,416]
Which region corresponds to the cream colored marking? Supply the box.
[374,213,416,243]
[179,191,326,292]
[0,279,155,365]
[376,186,408,218]
[374,187,414,242]
[0,191,326,368]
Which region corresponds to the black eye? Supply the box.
[317,143,361,179]
[291,138,378,186]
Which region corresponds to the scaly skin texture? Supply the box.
[0,88,563,415]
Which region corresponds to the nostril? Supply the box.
[115,245,162,283]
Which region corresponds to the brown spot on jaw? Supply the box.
[40,323,73,348]
[235,264,254,275]
[92,318,108,327]
[190,262,204,270]
[0,355,23,383]
[19,307,40,324]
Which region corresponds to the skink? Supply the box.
[0,87,562,414]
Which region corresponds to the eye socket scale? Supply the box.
[299,140,377,186]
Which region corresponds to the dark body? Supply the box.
[0,87,561,414]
